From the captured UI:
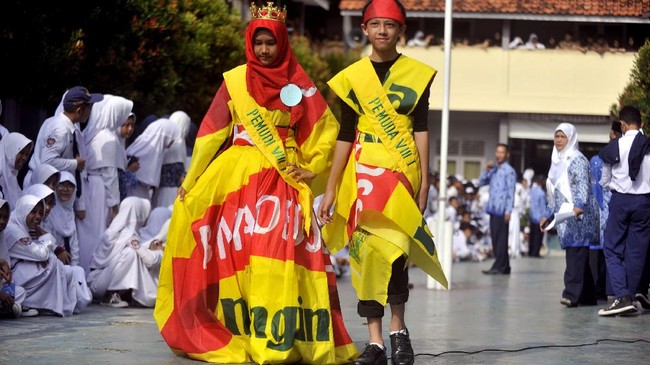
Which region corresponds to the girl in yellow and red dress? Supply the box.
[154,2,357,364]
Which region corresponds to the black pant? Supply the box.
[637,247,650,296]
[358,256,409,318]
[588,249,608,299]
[529,222,543,257]
[563,247,597,305]
[489,214,510,273]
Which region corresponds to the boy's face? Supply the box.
[362,18,404,52]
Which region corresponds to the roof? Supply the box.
[339,0,650,18]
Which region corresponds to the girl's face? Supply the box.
[554,130,568,151]
[26,203,44,230]
[44,173,61,191]
[14,143,32,171]
[43,194,56,219]
[0,205,9,232]
[56,181,75,203]
[253,29,279,66]
[120,117,135,139]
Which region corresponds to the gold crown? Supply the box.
[250,2,287,23]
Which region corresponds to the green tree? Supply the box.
[1,0,245,123]
[614,40,650,132]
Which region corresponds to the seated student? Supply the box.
[28,163,60,190]
[4,195,91,316]
[43,172,81,267]
[88,197,157,308]
[0,198,38,318]
[452,222,475,262]
[23,184,69,263]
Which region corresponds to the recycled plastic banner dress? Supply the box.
[154,64,358,363]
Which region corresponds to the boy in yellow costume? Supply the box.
[317,1,447,364]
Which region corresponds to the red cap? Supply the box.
[362,0,405,25]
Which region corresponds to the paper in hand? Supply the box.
[543,202,576,231]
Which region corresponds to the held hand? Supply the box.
[317,190,336,225]
[417,184,428,213]
[127,161,140,173]
[57,250,71,265]
[286,166,316,183]
[573,207,584,216]
[486,160,495,170]
[75,210,86,220]
[75,156,86,171]
[178,186,187,202]
[504,213,511,223]
[539,217,548,232]
[149,240,165,251]
[0,260,11,283]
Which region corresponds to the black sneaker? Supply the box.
[389,330,414,365]
[354,344,387,365]
[635,293,650,310]
[598,296,636,316]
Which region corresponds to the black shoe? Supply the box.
[389,330,414,365]
[482,269,499,275]
[598,296,636,316]
[354,344,387,365]
[560,298,577,307]
[635,293,650,310]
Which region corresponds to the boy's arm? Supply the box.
[317,140,353,224]
[414,131,429,212]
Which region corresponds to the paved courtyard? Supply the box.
[1,255,649,364]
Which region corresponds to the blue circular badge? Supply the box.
[280,84,302,107]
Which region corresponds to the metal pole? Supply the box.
[429,0,454,290]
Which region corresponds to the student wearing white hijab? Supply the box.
[0,198,38,317]
[4,195,91,316]
[28,163,60,190]
[0,133,32,209]
[125,118,181,200]
[88,197,157,308]
[540,123,599,308]
[152,111,191,207]
[77,95,133,273]
[43,172,81,267]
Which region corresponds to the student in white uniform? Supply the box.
[28,163,60,190]
[77,95,133,272]
[88,197,157,308]
[0,100,9,140]
[0,133,32,209]
[152,111,191,207]
[125,118,181,200]
[43,172,81,267]
[138,206,172,242]
[4,195,91,316]
[136,217,170,286]
[0,198,38,317]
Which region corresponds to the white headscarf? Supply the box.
[0,133,32,209]
[85,95,134,170]
[126,118,181,187]
[3,195,41,250]
[139,206,172,242]
[548,123,579,202]
[29,163,59,188]
[24,183,55,220]
[162,111,191,165]
[91,197,151,269]
[44,171,76,238]
[0,199,9,260]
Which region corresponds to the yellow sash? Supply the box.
[223,66,314,231]
[329,56,436,192]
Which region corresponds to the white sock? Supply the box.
[389,328,408,335]
[369,342,385,350]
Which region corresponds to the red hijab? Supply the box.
[244,19,312,126]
